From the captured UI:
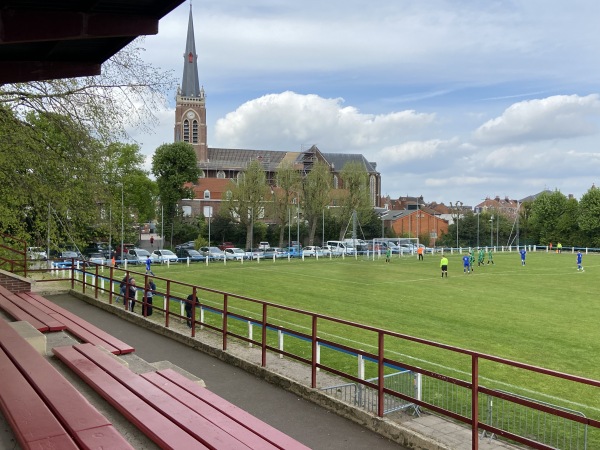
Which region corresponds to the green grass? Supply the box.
[138,251,600,424]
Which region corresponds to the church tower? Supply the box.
[174,4,207,162]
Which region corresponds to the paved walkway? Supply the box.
[38,293,405,450]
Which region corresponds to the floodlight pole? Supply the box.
[490,216,494,248]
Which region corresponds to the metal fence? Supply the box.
[321,370,418,415]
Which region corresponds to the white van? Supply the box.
[326,240,355,256]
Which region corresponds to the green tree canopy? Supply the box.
[151,142,201,229]
[224,160,269,249]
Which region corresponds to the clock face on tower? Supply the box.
[186,111,195,119]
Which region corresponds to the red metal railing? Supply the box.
[13,259,600,449]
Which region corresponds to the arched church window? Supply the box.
[217,170,226,179]
[333,175,339,189]
[203,190,210,199]
[183,119,190,142]
[192,120,198,144]
[199,170,205,178]
[370,175,376,205]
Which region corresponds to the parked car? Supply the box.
[125,248,151,264]
[218,242,235,251]
[27,246,47,260]
[258,241,270,250]
[176,248,205,262]
[199,246,225,261]
[303,246,325,257]
[287,245,303,258]
[263,247,288,259]
[151,249,178,264]
[224,247,248,261]
[246,248,264,260]
[175,241,196,250]
[86,252,105,265]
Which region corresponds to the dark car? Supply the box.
[175,241,196,250]
[176,248,205,262]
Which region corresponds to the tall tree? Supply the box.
[302,161,331,245]
[0,39,176,144]
[0,107,104,247]
[224,160,270,249]
[578,186,600,246]
[273,163,301,247]
[529,190,569,244]
[151,142,201,236]
[338,162,372,240]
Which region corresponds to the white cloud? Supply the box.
[473,94,600,145]
[213,91,435,151]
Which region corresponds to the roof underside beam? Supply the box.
[0,10,159,43]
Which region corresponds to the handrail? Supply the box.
[14,258,600,449]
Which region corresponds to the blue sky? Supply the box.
[130,0,600,207]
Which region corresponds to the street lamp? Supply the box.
[120,182,124,262]
[490,216,494,248]
[476,209,480,248]
[450,201,463,249]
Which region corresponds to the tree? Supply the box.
[338,162,372,239]
[273,163,301,247]
[578,186,600,246]
[302,162,331,245]
[223,160,269,249]
[0,39,176,144]
[0,107,105,247]
[151,142,201,235]
[529,190,569,244]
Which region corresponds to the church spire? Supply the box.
[180,3,202,98]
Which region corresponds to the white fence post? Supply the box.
[358,353,365,380]
[248,321,253,347]
[278,330,284,359]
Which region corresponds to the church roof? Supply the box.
[180,4,202,98]
[201,146,379,174]
[203,148,290,171]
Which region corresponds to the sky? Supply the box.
[130,0,600,208]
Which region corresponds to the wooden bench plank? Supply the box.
[25,293,135,355]
[0,346,78,450]
[0,295,48,332]
[142,372,280,450]
[5,293,67,331]
[47,312,121,354]
[68,343,255,449]
[154,369,311,450]
[52,345,209,450]
[0,320,132,449]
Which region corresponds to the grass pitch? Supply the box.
[149,250,600,420]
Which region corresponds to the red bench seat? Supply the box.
[0,318,133,449]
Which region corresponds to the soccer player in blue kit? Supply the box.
[577,250,584,271]
[520,247,526,266]
[463,255,471,274]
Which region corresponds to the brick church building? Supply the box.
[175,6,381,220]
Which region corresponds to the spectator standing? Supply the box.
[185,292,196,328]
[150,236,154,248]
[520,247,527,266]
[127,277,137,311]
[440,255,448,278]
[144,278,156,316]
[557,242,562,253]
[118,273,130,304]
